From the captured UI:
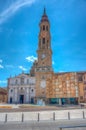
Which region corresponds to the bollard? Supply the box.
[5,114,7,123]
[83,111,85,119]
[53,112,55,121]
[68,112,70,120]
[22,113,24,122]
[38,113,40,122]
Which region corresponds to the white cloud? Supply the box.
[0,80,7,84]
[19,66,27,71]
[52,61,55,65]
[0,59,2,63]
[0,64,4,69]
[58,70,65,73]
[0,0,36,25]
[26,56,37,62]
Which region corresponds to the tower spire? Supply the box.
[41,7,49,23]
[44,7,46,15]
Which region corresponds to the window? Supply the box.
[42,38,45,44]
[21,87,23,90]
[47,40,49,43]
[31,89,34,92]
[78,75,83,81]
[46,26,48,31]
[37,68,39,71]
[21,77,24,85]
[43,25,45,30]
[10,89,13,93]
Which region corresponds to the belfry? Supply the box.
[35,8,53,104]
[37,8,52,70]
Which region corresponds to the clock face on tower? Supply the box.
[40,80,46,88]
[42,54,46,59]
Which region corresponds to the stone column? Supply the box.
[59,98,62,105]
[26,88,29,103]
[14,88,18,103]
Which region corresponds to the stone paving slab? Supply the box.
[0,119,86,130]
[55,111,68,120]
[0,113,5,122]
[69,110,83,119]
[24,112,38,121]
[7,112,22,122]
[39,111,53,121]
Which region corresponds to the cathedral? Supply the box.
[8,8,86,105]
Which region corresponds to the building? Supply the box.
[8,73,35,104]
[8,8,86,104]
[0,87,7,103]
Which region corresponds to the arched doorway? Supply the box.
[19,95,24,104]
[19,88,25,104]
[10,97,12,103]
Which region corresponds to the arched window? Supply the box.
[42,38,45,44]
[10,89,13,93]
[47,40,49,43]
[46,26,48,31]
[43,25,45,30]
[31,89,34,92]
[21,77,24,85]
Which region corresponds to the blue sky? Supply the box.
[0,0,86,87]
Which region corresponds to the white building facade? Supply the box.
[8,73,36,104]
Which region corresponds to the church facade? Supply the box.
[8,9,86,104]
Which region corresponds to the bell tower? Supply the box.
[35,8,53,104]
[37,8,52,71]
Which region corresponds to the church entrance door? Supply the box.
[20,95,24,104]
[10,97,12,104]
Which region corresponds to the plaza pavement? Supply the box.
[0,103,85,112]
[0,103,86,130]
[0,119,86,130]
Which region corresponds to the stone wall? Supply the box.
[46,72,78,99]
